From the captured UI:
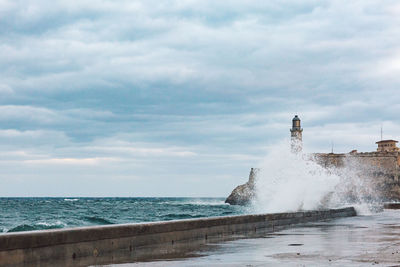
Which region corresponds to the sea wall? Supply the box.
[0,207,356,267]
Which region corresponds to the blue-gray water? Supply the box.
[0,198,248,233]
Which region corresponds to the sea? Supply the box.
[0,197,249,233]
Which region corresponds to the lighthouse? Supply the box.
[290,115,303,153]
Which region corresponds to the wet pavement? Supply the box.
[110,210,400,266]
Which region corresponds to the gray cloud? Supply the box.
[0,0,400,196]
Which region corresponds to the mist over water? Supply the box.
[253,140,381,215]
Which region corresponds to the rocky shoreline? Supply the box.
[225,168,258,205]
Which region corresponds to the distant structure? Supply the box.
[296,116,400,200]
[315,138,400,173]
[290,115,303,153]
[376,140,399,152]
[226,116,400,205]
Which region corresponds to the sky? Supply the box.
[1,0,400,197]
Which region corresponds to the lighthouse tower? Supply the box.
[290,115,303,153]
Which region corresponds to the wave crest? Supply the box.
[8,221,66,233]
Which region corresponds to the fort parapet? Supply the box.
[312,151,400,200]
[314,151,400,185]
[314,151,400,174]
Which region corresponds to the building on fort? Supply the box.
[376,140,399,152]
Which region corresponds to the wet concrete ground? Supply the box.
[111,210,400,266]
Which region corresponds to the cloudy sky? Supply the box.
[1,0,400,197]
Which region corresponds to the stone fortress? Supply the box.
[291,115,400,174]
[225,115,400,205]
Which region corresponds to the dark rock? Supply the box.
[225,168,259,205]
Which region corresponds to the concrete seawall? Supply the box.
[0,207,356,267]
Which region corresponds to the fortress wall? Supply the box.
[355,154,398,172]
[314,153,346,167]
[314,152,400,199]
[315,152,399,173]
[0,207,356,267]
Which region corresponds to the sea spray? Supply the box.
[252,140,382,214]
[327,154,383,214]
[253,140,340,213]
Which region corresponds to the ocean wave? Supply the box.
[184,201,228,206]
[0,198,244,233]
[187,201,229,206]
[158,200,227,206]
[162,214,204,220]
[83,216,114,225]
[7,221,66,233]
[37,220,66,227]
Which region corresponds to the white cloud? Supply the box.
[0,105,61,124]
[0,129,69,143]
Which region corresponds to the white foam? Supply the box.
[252,139,381,214]
[36,220,66,227]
